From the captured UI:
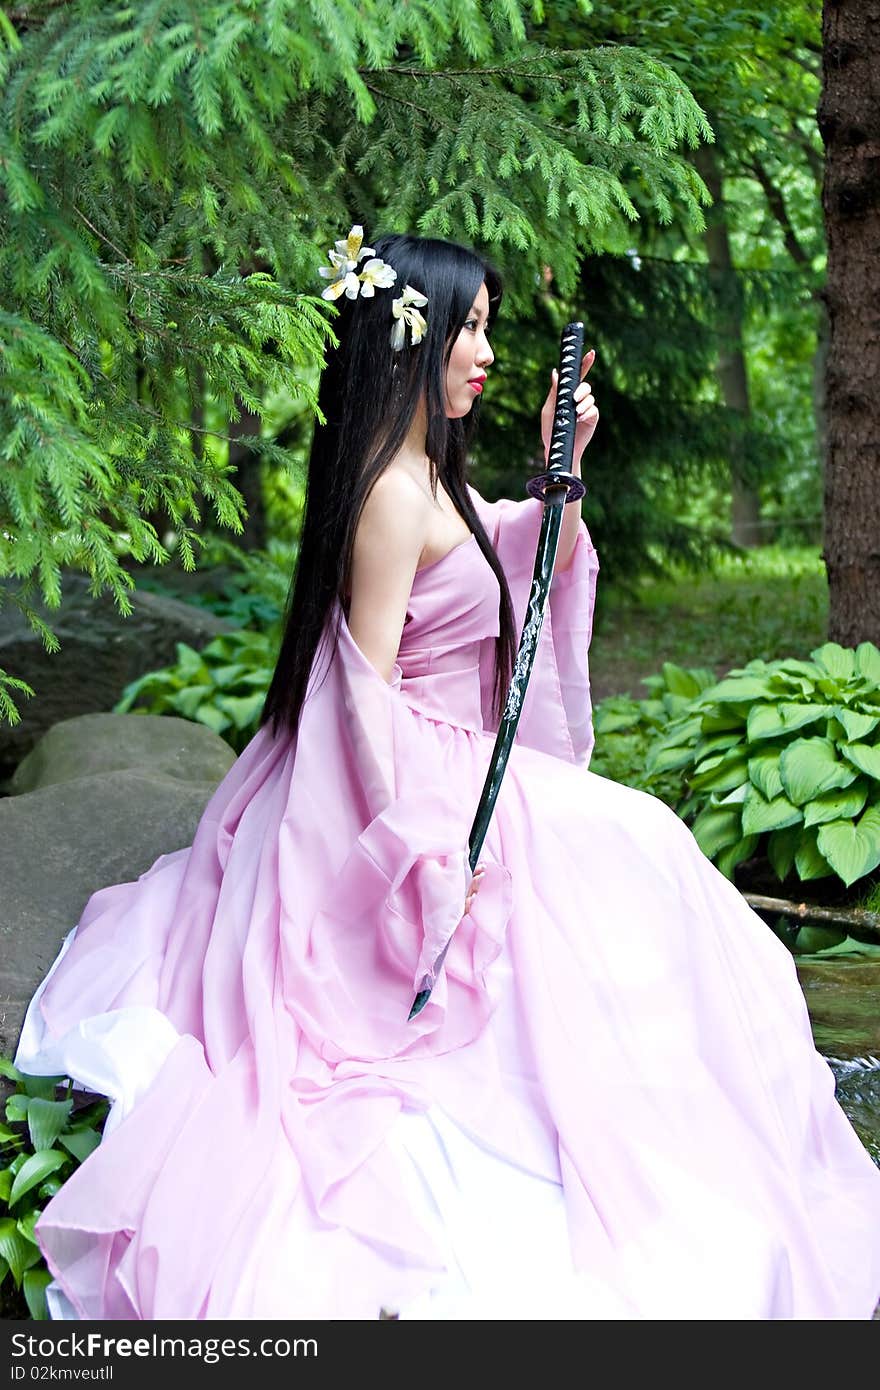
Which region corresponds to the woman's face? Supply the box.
[444,281,494,418]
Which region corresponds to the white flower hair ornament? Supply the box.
[318,224,428,349]
[390,285,429,352]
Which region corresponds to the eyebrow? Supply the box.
[468,303,488,319]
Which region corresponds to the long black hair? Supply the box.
[259,233,518,740]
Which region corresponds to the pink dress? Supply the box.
[15,484,880,1320]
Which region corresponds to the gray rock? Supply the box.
[11,711,236,795]
[0,714,236,1059]
[0,573,234,785]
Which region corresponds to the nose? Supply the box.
[477,332,494,368]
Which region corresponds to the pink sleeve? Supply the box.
[276,608,512,1055]
[469,485,599,766]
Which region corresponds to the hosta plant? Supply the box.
[646,643,880,888]
[0,1060,108,1319]
[591,663,717,803]
[114,630,275,753]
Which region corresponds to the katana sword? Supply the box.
[408,321,587,1020]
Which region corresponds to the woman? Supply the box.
[16,230,880,1320]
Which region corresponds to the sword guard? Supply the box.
[525,469,585,504]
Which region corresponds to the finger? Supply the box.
[579,348,596,380]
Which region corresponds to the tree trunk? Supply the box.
[693,141,762,547]
[818,0,880,646]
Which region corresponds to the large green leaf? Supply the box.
[173,683,214,719]
[741,788,802,836]
[702,675,775,703]
[646,741,697,776]
[767,823,801,881]
[840,742,880,780]
[0,1059,23,1084]
[794,933,880,961]
[6,1094,29,1123]
[26,1097,72,1154]
[700,710,745,734]
[794,829,833,882]
[22,1074,63,1101]
[769,673,815,698]
[173,642,208,680]
[0,1218,42,1284]
[811,643,855,681]
[778,737,857,805]
[746,704,788,742]
[655,714,703,749]
[833,708,880,742]
[194,703,232,735]
[16,1210,39,1244]
[215,692,265,731]
[817,807,880,887]
[717,782,749,806]
[691,731,744,758]
[689,806,743,860]
[660,693,694,720]
[772,659,821,680]
[594,702,641,735]
[689,753,750,794]
[716,834,759,879]
[803,782,869,828]
[211,662,249,690]
[8,1150,66,1208]
[793,925,846,955]
[748,748,783,801]
[59,1126,102,1163]
[855,642,880,684]
[23,1267,52,1320]
[780,702,837,734]
[661,663,713,698]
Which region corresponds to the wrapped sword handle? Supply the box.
[527,320,587,505]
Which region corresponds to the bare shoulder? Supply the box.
[355,466,432,569]
[347,467,431,682]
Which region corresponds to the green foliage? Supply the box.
[113,536,298,750]
[552,1,825,560]
[645,643,880,889]
[590,662,716,802]
[115,631,275,752]
[590,546,827,700]
[0,1058,108,1320]
[137,535,294,631]
[1,0,716,723]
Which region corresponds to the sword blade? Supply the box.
[408,322,586,1021]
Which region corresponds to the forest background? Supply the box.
[3,0,880,1319]
[2,0,880,906]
